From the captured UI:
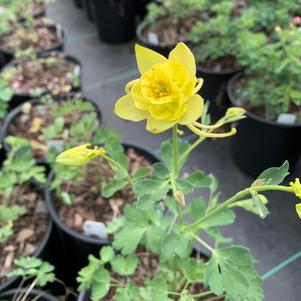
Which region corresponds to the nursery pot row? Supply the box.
[0,23,65,68]
[1,92,102,167]
[227,73,301,177]
[0,53,81,111]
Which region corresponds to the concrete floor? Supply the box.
[47,1,301,300]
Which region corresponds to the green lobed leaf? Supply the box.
[204,246,263,301]
[153,162,170,180]
[100,246,115,263]
[101,179,128,198]
[250,190,269,218]
[186,171,213,188]
[111,255,139,276]
[252,161,289,187]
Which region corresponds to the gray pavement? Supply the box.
[47,1,301,300]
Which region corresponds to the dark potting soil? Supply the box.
[55,149,152,234]
[143,13,200,47]
[0,22,59,53]
[233,76,301,123]
[0,183,48,285]
[8,99,98,160]
[3,54,78,95]
[198,54,240,72]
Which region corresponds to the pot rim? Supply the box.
[0,183,53,292]
[44,142,161,246]
[0,93,103,164]
[227,72,301,128]
[0,22,65,57]
[0,52,82,98]
[0,288,58,301]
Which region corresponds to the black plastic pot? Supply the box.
[93,0,136,44]
[73,0,83,8]
[1,93,101,168]
[0,23,65,68]
[0,289,58,301]
[83,0,95,23]
[44,143,161,280]
[0,184,54,292]
[228,73,301,177]
[136,23,174,57]
[0,53,81,111]
[197,65,240,122]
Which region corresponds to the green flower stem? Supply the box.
[171,126,184,225]
[102,154,133,186]
[191,290,213,298]
[172,126,179,176]
[179,136,205,166]
[189,231,215,254]
[187,185,293,233]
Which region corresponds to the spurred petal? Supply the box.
[135,44,167,74]
[296,203,301,219]
[168,42,196,77]
[146,117,176,133]
[114,94,149,121]
[179,94,204,125]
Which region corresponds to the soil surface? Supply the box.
[8,97,98,160]
[143,14,200,47]
[0,22,59,53]
[3,53,78,95]
[0,183,48,285]
[233,76,301,123]
[55,148,152,234]
[199,55,241,72]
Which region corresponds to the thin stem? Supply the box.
[179,136,205,166]
[167,214,177,234]
[20,278,38,301]
[172,126,179,176]
[187,185,293,232]
[102,154,133,185]
[190,232,215,254]
[191,290,213,298]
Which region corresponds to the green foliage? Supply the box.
[204,246,263,301]
[0,136,46,201]
[8,257,55,287]
[0,205,26,242]
[0,78,13,119]
[143,0,207,26]
[235,26,301,121]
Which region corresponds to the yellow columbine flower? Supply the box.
[114,42,236,138]
[56,144,106,166]
[296,203,301,219]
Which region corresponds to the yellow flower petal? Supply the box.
[168,42,196,77]
[135,44,167,74]
[179,94,204,125]
[146,117,176,133]
[114,94,149,121]
[296,203,301,219]
[56,144,105,166]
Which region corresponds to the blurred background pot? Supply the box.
[0,23,65,69]
[0,289,58,301]
[93,0,136,44]
[228,73,301,177]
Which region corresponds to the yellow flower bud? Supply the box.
[56,144,106,166]
[222,107,246,123]
[290,178,301,199]
[296,203,301,219]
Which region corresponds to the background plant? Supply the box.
[235,25,301,121]
[0,136,46,242]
